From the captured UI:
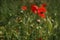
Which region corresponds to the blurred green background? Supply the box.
[0,0,60,40]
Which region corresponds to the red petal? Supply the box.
[21,6,27,11]
[38,7,46,14]
[31,4,38,14]
[38,13,46,18]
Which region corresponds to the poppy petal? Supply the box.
[31,4,38,14]
[21,6,27,11]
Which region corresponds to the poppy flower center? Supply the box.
[40,12,44,14]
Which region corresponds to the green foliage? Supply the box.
[0,0,60,40]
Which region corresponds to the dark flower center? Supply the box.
[40,12,43,14]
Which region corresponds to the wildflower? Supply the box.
[37,5,46,18]
[31,4,38,14]
[38,6,46,14]
[21,6,27,11]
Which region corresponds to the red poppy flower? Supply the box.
[21,6,27,11]
[37,6,46,18]
[31,4,38,14]
[38,6,46,14]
